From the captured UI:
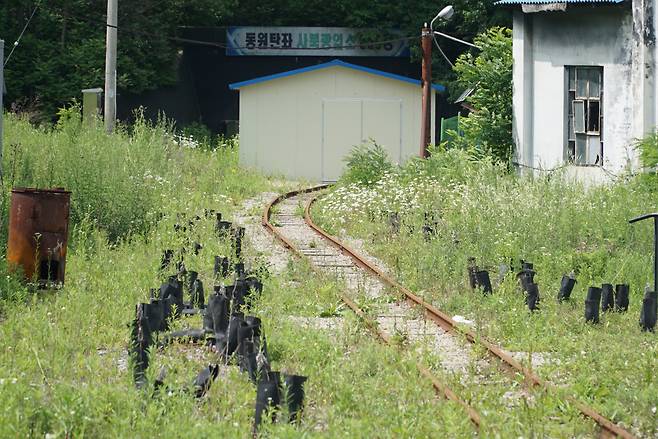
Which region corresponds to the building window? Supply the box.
[566,66,603,165]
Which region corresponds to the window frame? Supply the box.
[565,66,603,166]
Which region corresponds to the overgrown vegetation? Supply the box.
[451,27,513,163]
[636,130,658,173]
[0,113,480,437]
[341,140,393,187]
[315,146,658,437]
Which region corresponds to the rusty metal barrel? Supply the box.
[7,188,71,285]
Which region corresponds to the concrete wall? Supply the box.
[512,3,657,182]
[238,66,433,181]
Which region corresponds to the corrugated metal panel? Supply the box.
[496,0,623,4]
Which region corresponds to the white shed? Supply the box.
[229,60,445,182]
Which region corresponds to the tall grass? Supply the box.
[1,108,252,244]
[314,146,658,436]
[0,112,484,437]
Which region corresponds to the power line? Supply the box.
[4,4,39,67]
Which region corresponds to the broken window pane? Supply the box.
[569,115,575,140]
[575,134,587,164]
[573,100,585,133]
[568,68,575,91]
[588,136,601,164]
[587,101,600,133]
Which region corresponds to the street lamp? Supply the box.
[431,5,454,29]
[431,5,479,49]
[420,5,456,157]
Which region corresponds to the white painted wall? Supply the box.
[237,66,434,181]
[512,3,656,182]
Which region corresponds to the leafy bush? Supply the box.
[341,140,394,186]
[452,27,513,163]
[636,131,658,170]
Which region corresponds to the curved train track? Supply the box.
[262,185,635,439]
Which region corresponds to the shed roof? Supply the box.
[496,0,623,4]
[228,59,446,92]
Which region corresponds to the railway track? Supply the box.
[263,185,636,438]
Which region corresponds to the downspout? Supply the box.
[525,14,534,172]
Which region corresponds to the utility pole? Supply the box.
[104,0,118,133]
[420,24,432,158]
[1,40,4,182]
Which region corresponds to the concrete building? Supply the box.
[229,60,444,182]
[498,0,657,181]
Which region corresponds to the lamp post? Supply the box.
[420,5,457,158]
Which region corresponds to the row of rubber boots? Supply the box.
[471,257,656,331]
[130,272,206,387]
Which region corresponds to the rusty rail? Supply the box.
[303,192,634,439]
[262,185,482,429]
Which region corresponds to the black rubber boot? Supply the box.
[188,271,204,309]
[214,256,230,278]
[237,320,256,357]
[615,284,630,312]
[130,303,153,388]
[160,249,174,271]
[187,271,199,294]
[585,286,601,323]
[475,270,492,295]
[160,276,184,318]
[228,281,249,313]
[254,371,282,431]
[234,262,245,279]
[146,298,165,333]
[586,286,602,302]
[193,364,219,398]
[557,274,576,302]
[232,226,245,260]
[246,276,264,297]
[526,283,540,312]
[467,257,478,290]
[238,340,259,383]
[204,289,230,335]
[216,219,232,236]
[517,269,536,292]
[640,290,657,332]
[601,283,615,313]
[226,312,245,358]
[283,374,307,424]
[521,260,534,271]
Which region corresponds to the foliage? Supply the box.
[0,116,479,437]
[451,27,514,163]
[1,1,510,119]
[315,148,658,436]
[0,107,256,244]
[341,140,393,187]
[0,0,222,119]
[636,130,658,171]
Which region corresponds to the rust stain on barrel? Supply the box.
[7,188,71,284]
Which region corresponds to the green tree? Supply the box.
[0,0,221,119]
[451,27,513,163]
[1,1,510,120]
